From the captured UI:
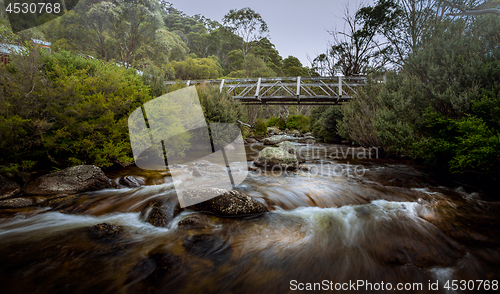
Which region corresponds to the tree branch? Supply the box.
[443,0,500,16]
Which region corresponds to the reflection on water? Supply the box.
[0,143,499,293]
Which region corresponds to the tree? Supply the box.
[322,5,391,76]
[222,7,269,57]
[444,0,500,16]
[282,55,308,76]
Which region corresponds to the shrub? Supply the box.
[266,116,286,129]
[286,115,310,131]
[254,119,267,135]
[0,50,151,172]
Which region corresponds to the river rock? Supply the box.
[277,141,306,163]
[262,135,287,145]
[86,223,124,244]
[191,165,227,178]
[303,132,313,137]
[185,188,268,217]
[254,147,299,170]
[297,136,316,144]
[178,214,212,229]
[143,197,182,228]
[0,197,34,208]
[23,165,113,195]
[119,176,145,188]
[288,129,300,136]
[245,138,257,144]
[267,127,280,135]
[0,175,21,200]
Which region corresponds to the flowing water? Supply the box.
[1,143,499,293]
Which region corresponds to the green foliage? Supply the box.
[286,115,310,132]
[311,106,342,142]
[282,56,308,77]
[244,53,276,78]
[266,117,286,129]
[171,57,222,80]
[335,15,500,182]
[254,119,267,135]
[196,84,244,124]
[413,108,500,176]
[0,49,151,171]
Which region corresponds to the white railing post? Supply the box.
[255,77,262,101]
[338,76,343,97]
[296,76,301,102]
[219,79,225,93]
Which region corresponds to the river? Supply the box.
[0,143,499,293]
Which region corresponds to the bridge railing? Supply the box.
[165,76,385,105]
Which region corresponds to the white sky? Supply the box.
[171,0,372,67]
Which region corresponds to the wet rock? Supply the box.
[277,141,306,163]
[178,214,212,229]
[0,175,21,200]
[192,160,212,167]
[297,136,316,144]
[248,165,260,172]
[303,132,313,137]
[245,138,257,144]
[341,140,351,144]
[42,194,75,208]
[186,188,268,217]
[299,165,312,172]
[254,147,299,170]
[86,223,124,243]
[23,165,113,195]
[267,127,280,135]
[143,197,182,228]
[0,197,34,208]
[118,176,144,188]
[182,234,233,266]
[190,165,227,178]
[288,129,300,136]
[262,135,287,145]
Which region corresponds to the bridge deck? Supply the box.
[165,76,384,105]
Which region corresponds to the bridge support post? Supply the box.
[255,77,262,101]
[296,76,301,104]
[219,79,225,93]
[338,76,342,97]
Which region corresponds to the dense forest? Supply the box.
[0,0,499,188]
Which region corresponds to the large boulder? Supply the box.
[288,129,300,136]
[262,135,287,145]
[23,165,113,195]
[245,138,257,144]
[185,188,268,217]
[0,175,21,200]
[254,147,298,170]
[277,141,306,163]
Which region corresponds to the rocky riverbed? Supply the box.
[0,131,499,294]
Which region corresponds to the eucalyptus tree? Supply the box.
[222,7,269,57]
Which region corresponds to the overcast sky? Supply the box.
[171,0,372,67]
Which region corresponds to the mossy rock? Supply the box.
[254,147,299,170]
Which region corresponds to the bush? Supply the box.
[266,116,286,129]
[311,105,343,142]
[0,50,151,172]
[286,115,310,131]
[254,119,267,135]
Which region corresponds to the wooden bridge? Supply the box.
[165,76,385,105]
